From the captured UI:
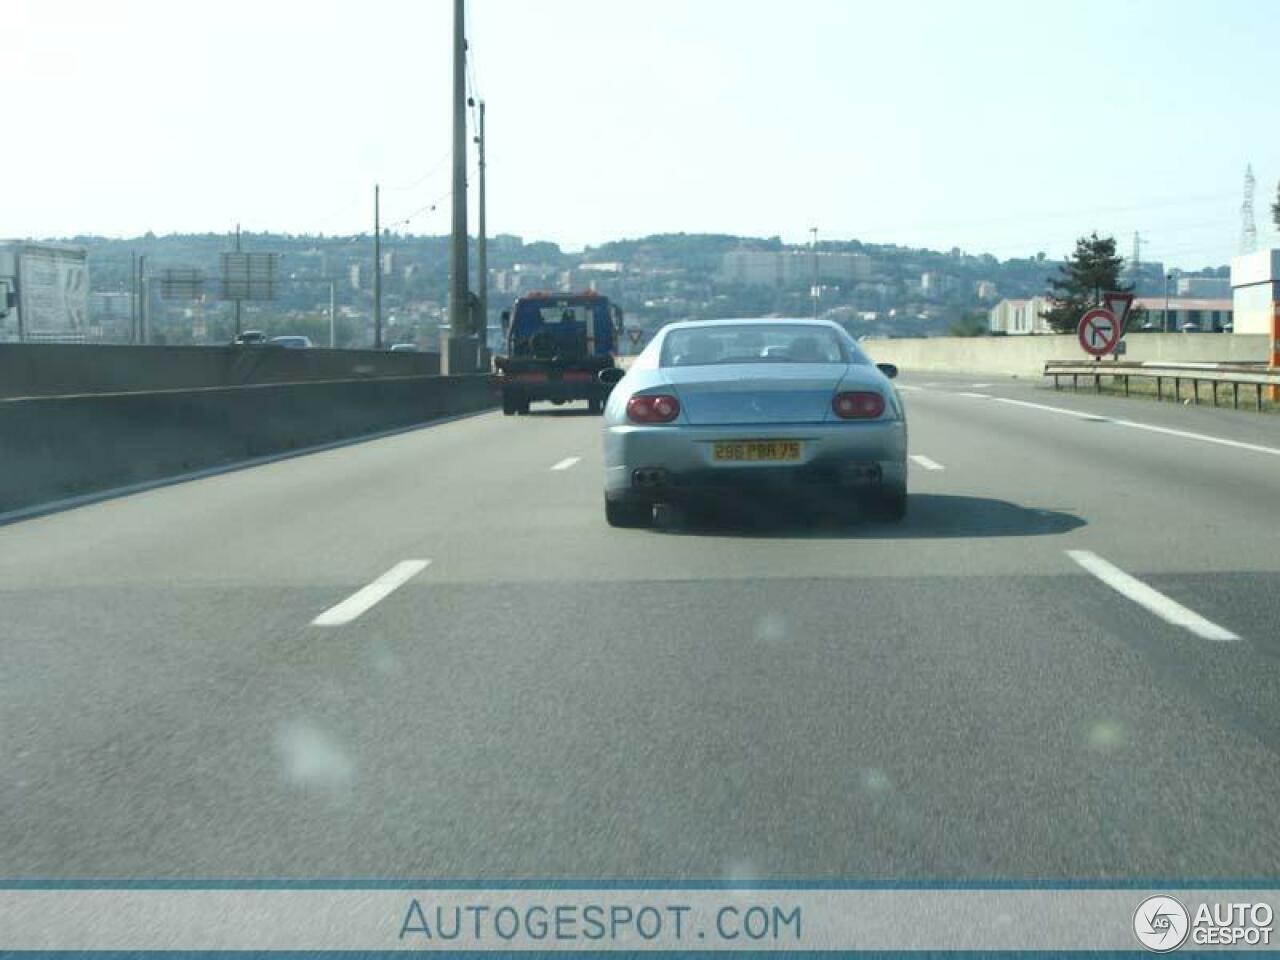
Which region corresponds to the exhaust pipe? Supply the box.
[632,468,669,489]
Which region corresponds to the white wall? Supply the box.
[1231,249,1279,336]
[863,334,1270,377]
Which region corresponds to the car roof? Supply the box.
[659,318,846,332]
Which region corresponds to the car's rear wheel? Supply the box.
[605,496,652,528]
[870,484,908,522]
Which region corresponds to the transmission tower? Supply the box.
[1241,164,1258,254]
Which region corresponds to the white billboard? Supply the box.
[16,245,89,334]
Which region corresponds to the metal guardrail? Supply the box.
[1044,360,1279,411]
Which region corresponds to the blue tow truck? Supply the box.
[495,291,625,416]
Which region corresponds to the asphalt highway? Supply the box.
[3,370,1280,881]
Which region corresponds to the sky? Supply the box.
[2,0,1278,269]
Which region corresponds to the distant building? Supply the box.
[1134,297,1232,332]
[381,252,395,276]
[349,263,363,290]
[988,296,1054,334]
[1229,249,1278,335]
[975,280,998,301]
[920,272,956,296]
[580,262,624,274]
[1175,275,1230,298]
[719,249,872,288]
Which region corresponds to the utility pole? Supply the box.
[476,98,487,349]
[1164,272,1173,333]
[130,251,138,344]
[139,254,149,344]
[233,223,242,337]
[447,0,470,360]
[810,226,819,319]
[374,183,383,349]
[328,279,336,348]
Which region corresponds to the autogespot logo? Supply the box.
[1134,895,1190,952]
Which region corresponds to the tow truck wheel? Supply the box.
[517,399,531,415]
[501,392,517,416]
[587,398,603,415]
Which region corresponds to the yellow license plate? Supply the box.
[712,440,802,462]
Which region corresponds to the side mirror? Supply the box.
[500,310,510,332]
[598,367,626,386]
[876,362,898,379]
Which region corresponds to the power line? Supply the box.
[385,188,453,231]
[464,0,481,135]
[847,192,1237,239]
[383,148,452,192]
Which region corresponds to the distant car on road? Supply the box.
[1180,322,1201,334]
[268,335,313,349]
[601,318,908,527]
[231,330,268,345]
[388,343,419,352]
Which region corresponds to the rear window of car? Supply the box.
[661,324,854,367]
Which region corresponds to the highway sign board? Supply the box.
[219,252,278,301]
[160,267,204,301]
[1078,307,1121,357]
[627,327,643,346]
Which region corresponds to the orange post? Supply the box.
[1272,301,1280,404]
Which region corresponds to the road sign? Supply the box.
[1102,292,1134,328]
[627,327,644,346]
[1078,307,1121,357]
[219,252,279,301]
[160,267,204,301]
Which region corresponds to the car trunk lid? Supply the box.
[664,363,849,425]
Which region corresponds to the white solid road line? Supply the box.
[970,382,993,388]
[1110,416,1280,457]
[896,384,923,392]
[550,456,582,471]
[909,454,945,471]
[956,391,991,399]
[312,560,431,627]
[990,396,1280,458]
[1066,550,1239,642]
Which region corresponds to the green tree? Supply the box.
[1042,232,1133,333]
[947,310,988,337]
[1273,179,1280,231]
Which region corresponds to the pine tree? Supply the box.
[1042,233,1132,333]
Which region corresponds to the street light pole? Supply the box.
[476,99,487,349]
[447,0,470,362]
[374,184,382,349]
[1164,272,1172,332]
[329,279,336,348]
[810,226,819,319]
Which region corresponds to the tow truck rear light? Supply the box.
[627,394,681,423]
[832,391,885,419]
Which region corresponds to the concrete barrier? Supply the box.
[860,334,1271,377]
[0,343,442,399]
[0,375,496,514]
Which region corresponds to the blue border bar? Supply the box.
[0,878,1277,890]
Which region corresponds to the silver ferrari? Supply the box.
[601,318,908,527]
